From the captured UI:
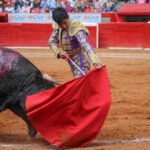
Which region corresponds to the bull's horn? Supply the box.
[42,73,61,85]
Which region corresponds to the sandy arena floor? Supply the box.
[0,48,150,150]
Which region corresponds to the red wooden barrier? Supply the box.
[144,23,150,48]
[99,23,150,48]
[1,23,150,48]
[0,23,97,47]
[0,23,53,47]
[0,12,8,22]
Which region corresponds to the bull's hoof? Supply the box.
[28,128,37,139]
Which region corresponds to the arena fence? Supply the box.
[0,22,150,49]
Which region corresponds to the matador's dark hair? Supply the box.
[52,7,69,24]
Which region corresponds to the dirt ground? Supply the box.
[0,48,150,150]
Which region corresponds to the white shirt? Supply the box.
[5,7,14,13]
[68,0,75,7]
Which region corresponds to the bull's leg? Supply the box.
[9,104,37,138]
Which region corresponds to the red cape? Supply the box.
[26,66,111,148]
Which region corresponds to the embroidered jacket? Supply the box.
[49,19,100,64]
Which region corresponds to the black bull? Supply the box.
[0,47,55,138]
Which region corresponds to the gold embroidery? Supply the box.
[52,22,59,29]
[81,38,86,43]
[62,39,66,43]
[89,53,100,63]
[68,45,72,49]
[67,48,81,55]
[63,31,67,37]
[62,45,66,49]
[87,44,91,50]
[51,45,59,57]
[67,39,71,44]
[58,29,62,43]
[68,20,89,37]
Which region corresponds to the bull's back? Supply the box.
[0,47,22,78]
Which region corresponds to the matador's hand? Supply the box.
[93,62,105,70]
[58,51,68,59]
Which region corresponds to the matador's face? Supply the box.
[58,17,70,31]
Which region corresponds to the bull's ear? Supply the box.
[42,73,61,85]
